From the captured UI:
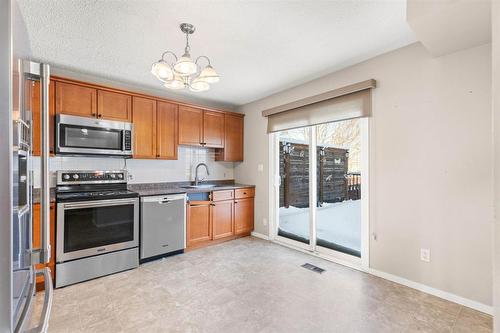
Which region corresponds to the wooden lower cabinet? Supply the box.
[234,197,254,235]
[211,200,234,239]
[187,201,212,247]
[33,203,56,291]
[187,188,254,249]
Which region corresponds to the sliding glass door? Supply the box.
[277,127,310,246]
[275,119,366,261]
[315,120,362,258]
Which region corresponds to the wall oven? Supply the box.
[56,114,133,157]
[55,170,139,287]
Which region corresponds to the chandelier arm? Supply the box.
[195,55,211,66]
[161,51,178,63]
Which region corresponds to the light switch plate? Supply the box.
[257,164,264,172]
[420,248,430,263]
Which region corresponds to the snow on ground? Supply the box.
[278,200,361,253]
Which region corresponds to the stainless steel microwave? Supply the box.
[56,114,133,157]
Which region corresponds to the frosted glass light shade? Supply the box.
[189,79,210,92]
[197,65,220,83]
[151,60,173,81]
[164,74,185,90]
[174,53,197,76]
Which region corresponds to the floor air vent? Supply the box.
[301,263,325,274]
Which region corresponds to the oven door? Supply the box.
[56,114,132,156]
[56,198,139,262]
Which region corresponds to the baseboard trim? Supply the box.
[250,231,270,241]
[368,268,493,315]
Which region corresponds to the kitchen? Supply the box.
[29,71,255,289]
[2,1,499,332]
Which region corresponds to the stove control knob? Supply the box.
[110,174,116,179]
[117,174,123,179]
[72,174,79,180]
[63,174,70,180]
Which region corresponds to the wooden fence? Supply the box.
[279,141,361,208]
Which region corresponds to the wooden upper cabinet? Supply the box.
[234,197,254,235]
[32,80,56,156]
[211,200,234,239]
[202,111,224,148]
[55,81,97,118]
[132,97,156,159]
[156,101,178,159]
[216,114,244,162]
[97,90,132,121]
[178,106,203,146]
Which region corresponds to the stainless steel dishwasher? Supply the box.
[140,193,186,262]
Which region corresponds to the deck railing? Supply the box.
[346,172,361,201]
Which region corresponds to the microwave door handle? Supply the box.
[39,63,51,264]
[122,130,126,152]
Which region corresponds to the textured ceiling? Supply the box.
[16,0,416,107]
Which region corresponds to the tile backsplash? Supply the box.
[31,146,234,188]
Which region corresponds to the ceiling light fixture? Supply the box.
[151,23,219,92]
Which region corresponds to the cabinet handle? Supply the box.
[211,203,215,206]
[98,114,102,118]
[92,113,96,117]
[156,154,160,158]
[234,201,238,204]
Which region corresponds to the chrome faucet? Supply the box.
[194,163,210,186]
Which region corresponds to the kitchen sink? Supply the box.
[181,184,217,189]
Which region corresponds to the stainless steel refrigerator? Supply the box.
[2,0,54,332]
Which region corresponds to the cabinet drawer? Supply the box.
[211,190,234,201]
[235,188,255,199]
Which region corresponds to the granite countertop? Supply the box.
[32,181,255,203]
[128,180,255,197]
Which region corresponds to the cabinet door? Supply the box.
[33,203,55,290]
[211,199,234,239]
[187,202,212,246]
[234,198,254,235]
[203,111,224,148]
[97,90,132,121]
[216,114,244,162]
[156,101,178,159]
[31,80,55,156]
[132,97,156,159]
[178,106,203,146]
[55,81,97,118]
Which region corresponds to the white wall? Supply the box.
[32,146,234,188]
[493,0,500,329]
[235,42,493,307]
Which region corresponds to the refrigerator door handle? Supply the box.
[25,268,54,333]
[13,271,36,333]
[39,63,51,264]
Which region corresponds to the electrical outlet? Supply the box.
[263,218,268,226]
[128,173,134,181]
[258,164,264,172]
[420,248,430,263]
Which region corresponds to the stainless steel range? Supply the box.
[55,170,139,288]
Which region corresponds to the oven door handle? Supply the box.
[63,198,138,209]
